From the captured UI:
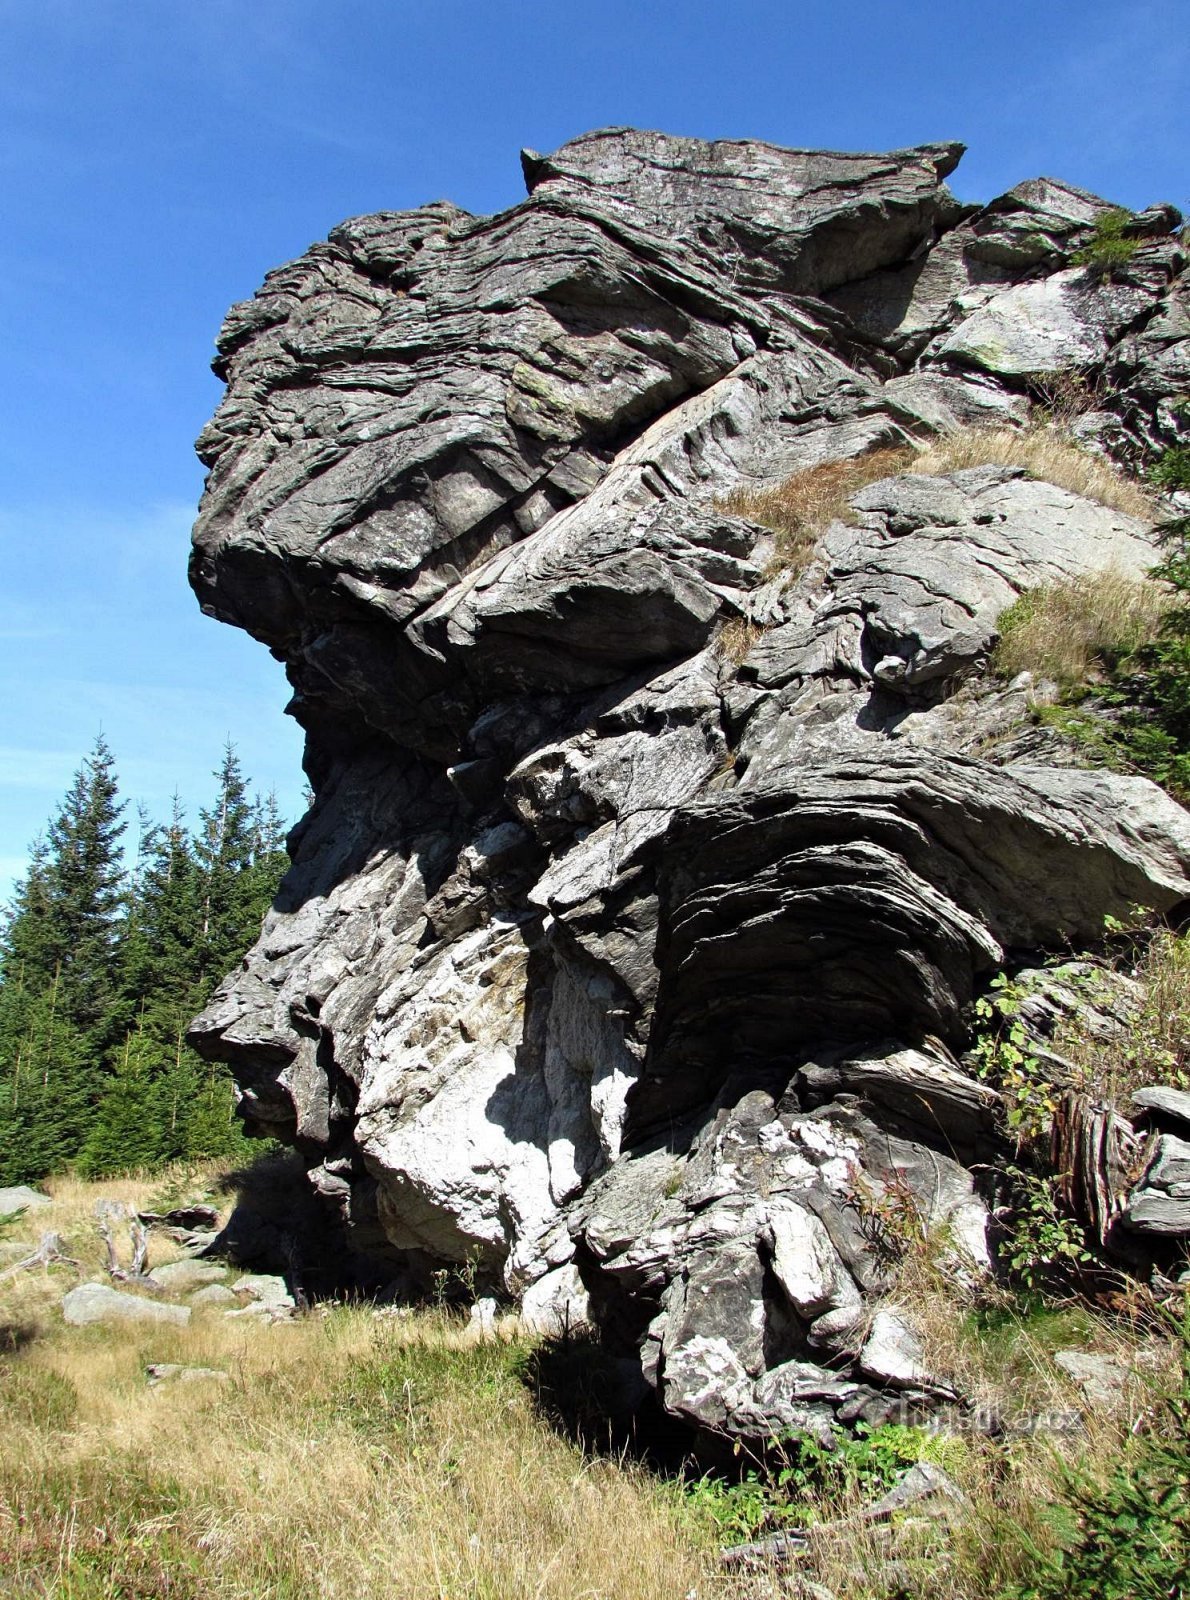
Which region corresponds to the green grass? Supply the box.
[1071,209,1141,277]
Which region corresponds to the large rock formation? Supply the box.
[188,128,1189,1442]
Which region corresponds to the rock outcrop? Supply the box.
[188,128,1189,1443]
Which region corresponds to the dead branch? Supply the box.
[94,1200,161,1292]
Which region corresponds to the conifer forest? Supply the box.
[0,738,289,1182]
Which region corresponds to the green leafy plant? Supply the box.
[999,1164,1093,1295]
[1148,444,1190,494]
[1092,517,1190,797]
[844,1167,930,1269]
[973,974,1059,1144]
[677,1422,958,1544]
[1071,208,1141,278]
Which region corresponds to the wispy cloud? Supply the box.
[0,745,80,790]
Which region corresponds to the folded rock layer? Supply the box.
[188,127,1189,1440]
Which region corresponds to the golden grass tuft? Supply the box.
[718,446,916,576]
[718,425,1155,593]
[714,615,763,665]
[914,425,1157,520]
[992,569,1168,688]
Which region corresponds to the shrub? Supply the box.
[1149,445,1190,494]
[676,1421,953,1543]
[1071,208,1141,278]
[1092,518,1190,795]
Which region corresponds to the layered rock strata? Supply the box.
[189,129,1189,1440]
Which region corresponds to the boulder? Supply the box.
[62,1283,191,1328]
[148,1259,229,1294]
[231,1273,296,1310]
[184,125,1190,1447]
[189,1283,238,1309]
[0,1185,52,1218]
[146,1363,230,1387]
[1054,1349,1134,1404]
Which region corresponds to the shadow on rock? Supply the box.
[521,1326,695,1471]
[202,1150,382,1303]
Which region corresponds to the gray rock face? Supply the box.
[188,127,1190,1443]
[62,1283,191,1327]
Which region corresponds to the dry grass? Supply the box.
[715,616,764,665]
[992,569,1168,688]
[0,1173,735,1600]
[718,447,916,577]
[914,425,1157,520]
[717,425,1155,594]
[1053,928,1190,1106]
[4,1168,1184,1599]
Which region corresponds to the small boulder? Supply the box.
[146,1362,229,1387]
[62,1282,191,1328]
[231,1273,295,1309]
[520,1265,590,1336]
[865,1460,966,1518]
[468,1296,498,1337]
[1054,1349,1132,1404]
[858,1310,932,1388]
[148,1259,228,1294]
[0,1185,52,1219]
[189,1283,238,1309]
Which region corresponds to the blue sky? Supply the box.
[1,0,1187,900]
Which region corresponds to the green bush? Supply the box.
[1095,518,1190,796]
[1071,209,1140,277]
[1149,445,1190,494]
[677,1422,957,1543]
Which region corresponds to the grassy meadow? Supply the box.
[0,1166,1186,1599]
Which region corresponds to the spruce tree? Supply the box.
[194,743,260,985]
[0,738,289,1179]
[78,1024,164,1177]
[42,734,127,1035]
[0,739,127,1181]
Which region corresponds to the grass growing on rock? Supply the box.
[717,445,915,576]
[992,572,1168,690]
[721,425,1155,589]
[912,426,1156,520]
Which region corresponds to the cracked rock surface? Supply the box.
[188,127,1189,1442]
